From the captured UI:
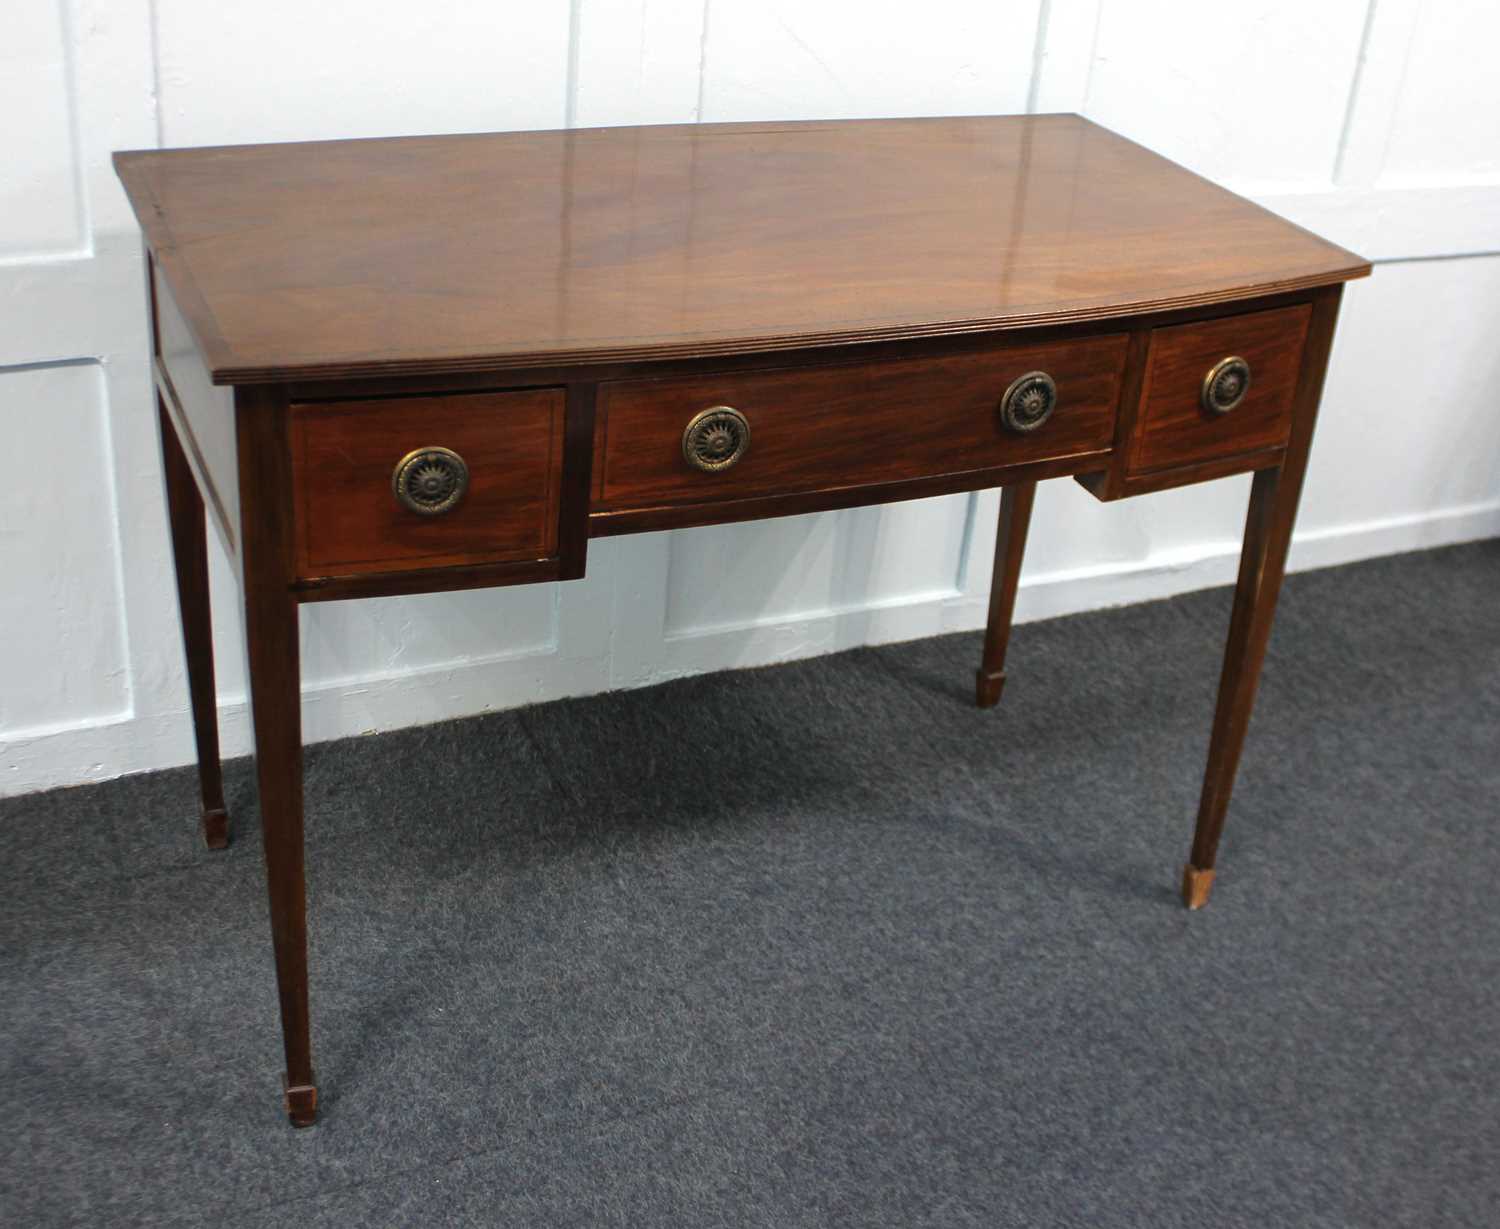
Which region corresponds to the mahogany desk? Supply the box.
[115,115,1370,1126]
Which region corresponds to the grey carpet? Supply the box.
[3,539,1498,1228]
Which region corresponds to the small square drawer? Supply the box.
[1129,304,1311,476]
[290,388,564,578]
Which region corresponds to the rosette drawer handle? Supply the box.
[683,406,750,472]
[1202,356,1251,415]
[999,371,1057,433]
[391,446,469,515]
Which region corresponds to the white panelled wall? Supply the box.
[3,0,1498,796]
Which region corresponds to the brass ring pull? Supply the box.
[1000,371,1057,433]
[392,446,469,515]
[1202,356,1251,415]
[683,406,750,472]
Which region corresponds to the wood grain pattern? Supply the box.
[294,556,570,603]
[588,450,1105,538]
[596,334,1127,510]
[234,385,317,1126]
[271,287,1340,405]
[290,389,565,578]
[113,116,1369,384]
[1182,285,1345,907]
[1082,445,1285,502]
[1129,303,1311,476]
[1071,325,1154,502]
[120,113,1374,1122]
[557,383,598,581]
[976,482,1037,708]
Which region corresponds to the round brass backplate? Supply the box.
[682,406,750,473]
[391,446,469,515]
[1201,356,1251,415]
[1000,371,1057,433]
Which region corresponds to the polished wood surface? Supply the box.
[291,388,565,578]
[1130,303,1311,476]
[976,482,1037,708]
[114,116,1368,384]
[1183,285,1344,908]
[596,334,1125,510]
[119,115,1370,1125]
[235,385,318,1127]
[590,446,1097,539]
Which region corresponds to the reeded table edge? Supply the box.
[196,268,1368,385]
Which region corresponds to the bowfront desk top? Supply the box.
[117,114,1364,381]
[116,115,1370,1126]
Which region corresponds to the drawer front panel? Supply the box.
[596,335,1128,510]
[1130,304,1311,475]
[291,388,564,577]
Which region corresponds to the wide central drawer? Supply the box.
[594,334,1128,510]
